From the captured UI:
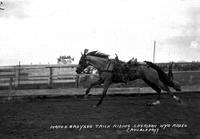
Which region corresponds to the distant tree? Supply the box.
[0,1,4,10]
[57,55,74,64]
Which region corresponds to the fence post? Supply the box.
[75,74,80,88]
[48,67,53,88]
[9,77,13,90]
[15,62,21,89]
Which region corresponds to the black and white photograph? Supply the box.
[0,0,200,138]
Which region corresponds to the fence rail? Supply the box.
[0,64,78,89]
[0,63,200,90]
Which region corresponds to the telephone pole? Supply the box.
[153,40,156,63]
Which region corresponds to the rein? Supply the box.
[87,58,114,73]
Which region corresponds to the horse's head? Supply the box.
[76,49,89,74]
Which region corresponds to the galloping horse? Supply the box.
[76,49,181,107]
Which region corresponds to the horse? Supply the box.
[76,49,181,107]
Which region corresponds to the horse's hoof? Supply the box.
[147,100,160,106]
[153,100,160,105]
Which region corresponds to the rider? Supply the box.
[114,54,129,83]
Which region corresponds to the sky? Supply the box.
[0,0,200,65]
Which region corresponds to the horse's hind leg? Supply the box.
[158,81,181,103]
[150,86,161,106]
[143,79,161,106]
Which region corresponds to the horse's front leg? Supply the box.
[84,79,102,99]
[94,79,111,107]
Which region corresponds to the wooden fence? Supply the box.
[0,64,78,89]
[0,63,200,90]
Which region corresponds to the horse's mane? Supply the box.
[87,51,109,59]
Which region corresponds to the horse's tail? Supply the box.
[173,81,181,91]
[144,61,170,82]
[168,63,182,91]
[144,61,173,85]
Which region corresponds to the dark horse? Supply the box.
[76,49,181,107]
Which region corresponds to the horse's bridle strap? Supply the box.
[100,70,113,73]
[100,60,113,73]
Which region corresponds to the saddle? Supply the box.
[113,60,130,83]
[104,58,130,83]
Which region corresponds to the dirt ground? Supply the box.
[0,92,200,139]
